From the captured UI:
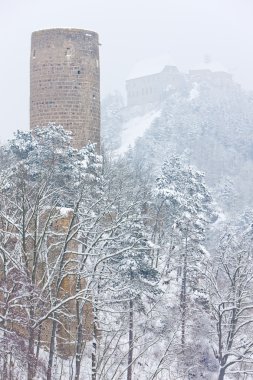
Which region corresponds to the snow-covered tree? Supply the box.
[152,156,216,376]
[205,223,253,379]
[0,126,103,379]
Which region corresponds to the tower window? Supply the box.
[66,48,71,57]
[33,50,36,58]
[77,70,81,74]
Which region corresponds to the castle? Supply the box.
[126,64,184,107]
[126,56,234,107]
[30,28,100,150]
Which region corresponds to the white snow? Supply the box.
[188,82,200,101]
[59,207,72,217]
[127,54,175,80]
[116,110,161,155]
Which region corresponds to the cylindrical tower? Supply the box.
[30,28,100,150]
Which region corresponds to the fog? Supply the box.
[0,0,252,141]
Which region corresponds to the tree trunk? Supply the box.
[91,300,98,380]
[2,344,8,380]
[75,277,83,380]
[127,298,134,380]
[75,317,83,380]
[34,324,42,376]
[27,306,35,380]
[46,318,57,380]
[180,235,188,353]
[2,324,8,379]
[1,256,8,380]
[218,367,226,380]
[27,329,35,380]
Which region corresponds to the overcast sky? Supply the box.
[0,0,252,142]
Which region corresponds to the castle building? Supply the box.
[188,61,233,87]
[126,65,184,107]
[30,28,100,150]
[126,56,234,108]
[126,55,185,107]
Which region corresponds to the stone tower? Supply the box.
[30,28,100,150]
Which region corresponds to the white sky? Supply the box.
[0,0,252,142]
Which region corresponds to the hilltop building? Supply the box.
[126,55,184,107]
[126,65,184,107]
[189,61,233,87]
[126,56,234,107]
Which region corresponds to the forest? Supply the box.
[0,125,253,379]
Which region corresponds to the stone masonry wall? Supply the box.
[30,28,100,150]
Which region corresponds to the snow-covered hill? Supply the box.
[102,73,253,215]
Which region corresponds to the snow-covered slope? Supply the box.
[115,109,161,155]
